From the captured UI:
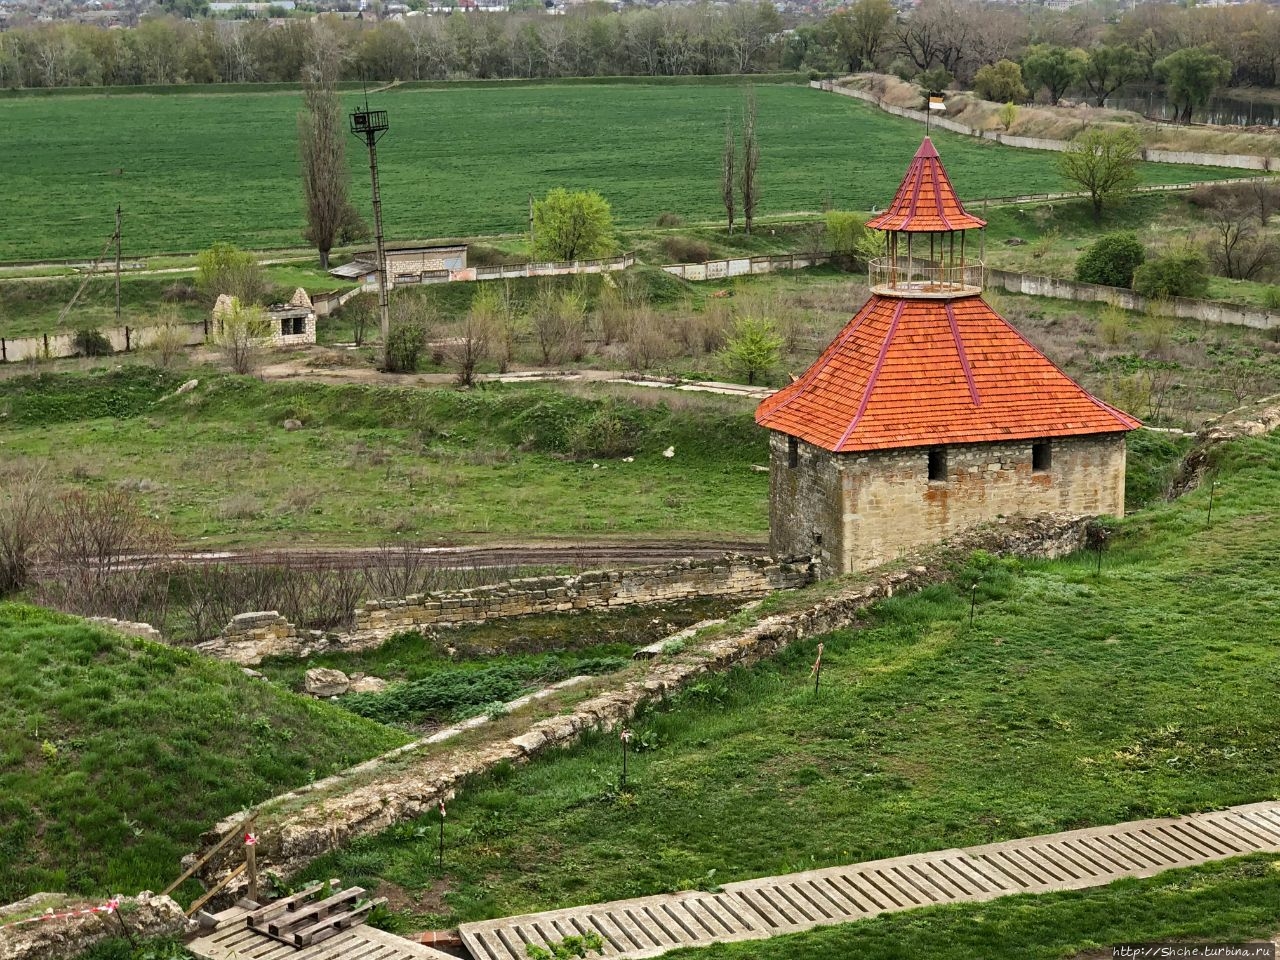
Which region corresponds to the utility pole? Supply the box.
[350,101,391,370]
[528,193,535,248]
[114,205,122,328]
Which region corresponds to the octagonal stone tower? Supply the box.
[756,138,1139,576]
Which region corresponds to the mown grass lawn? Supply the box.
[0,368,770,547]
[0,604,409,903]
[294,430,1280,949]
[0,82,1243,262]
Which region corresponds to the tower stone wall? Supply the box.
[769,431,1127,576]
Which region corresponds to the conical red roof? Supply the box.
[865,138,987,233]
[755,294,1139,453]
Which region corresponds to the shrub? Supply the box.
[161,280,201,304]
[1132,251,1210,300]
[196,242,265,305]
[1264,287,1280,310]
[1075,232,1146,288]
[212,299,271,375]
[973,60,1028,104]
[565,407,642,460]
[655,212,684,227]
[1098,305,1129,347]
[824,211,865,267]
[385,314,429,373]
[72,327,113,357]
[146,322,189,369]
[718,315,782,386]
[661,236,711,264]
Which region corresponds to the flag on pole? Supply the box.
[928,96,946,112]
[809,642,824,677]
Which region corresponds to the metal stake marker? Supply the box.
[1207,477,1218,526]
[969,582,978,626]
[620,728,632,790]
[810,642,824,696]
[437,799,446,868]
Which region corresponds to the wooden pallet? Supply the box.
[458,800,1280,960]
[188,903,455,960]
[242,885,380,948]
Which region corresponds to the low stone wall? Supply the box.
[0,893,187,960]
[195,611,306,666]
[191,514,1090,888]
[84,617,164,644]
[354,556,810,635]
[193,556,810,667]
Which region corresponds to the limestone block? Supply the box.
[304,668,350,697]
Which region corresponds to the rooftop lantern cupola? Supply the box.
[864,136,986,298]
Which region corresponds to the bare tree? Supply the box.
[448,287,495,386]
[298,37,362,270]
[740,88,759,237]
[0,468,49,595]
[1205,191,1277,281]
[721,110,736,236]
[212,297,272,374]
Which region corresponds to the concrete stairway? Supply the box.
[458,800,1280,960]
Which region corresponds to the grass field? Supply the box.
[0,368,770,547]
[290,427,1280,952]
[0,603,408,902]
[0,82,1246,262]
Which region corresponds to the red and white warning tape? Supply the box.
[0,898,121,929]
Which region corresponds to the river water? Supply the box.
[1104,92,1280,127]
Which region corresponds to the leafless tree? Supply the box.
[0,468,49,595]
[721,110,737,236]
[298,34,361,270]
[448,289,495,386]
[1205,192,1277,281]
[740,88,760,237]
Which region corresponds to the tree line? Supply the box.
[0,3,783,88]
[5,0,1280,93]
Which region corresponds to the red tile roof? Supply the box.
[755,294,1140,452]
[865,138,987,233]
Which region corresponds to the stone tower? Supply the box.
[756,137,1139,576]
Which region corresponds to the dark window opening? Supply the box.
[928,448,947,483]
[282,316,306,337]
[787,436,799,469]
[1033,440,1052,473]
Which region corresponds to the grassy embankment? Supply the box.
[0,603,409,903]
[0,81,1244,263]
[289,427,1280,955]
[0,367,770,547]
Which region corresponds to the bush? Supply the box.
[1132,251,1210,300]
[973,60,1028,103]
[655,212,684,227]
[661,236,711,264]
[72,327,113,357]
[385,314,429,373]
[1075,232,1146,288]
[1264,287,1280,310]
[565,406,643,460]
[196,242,265,305]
